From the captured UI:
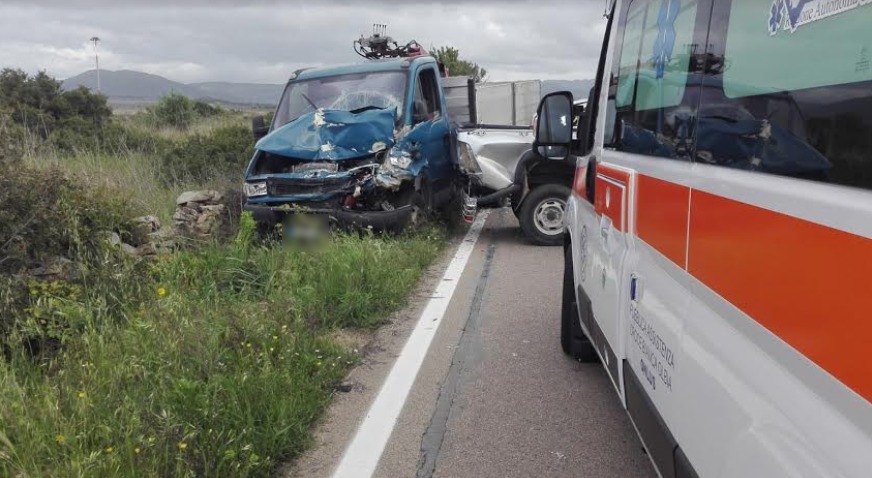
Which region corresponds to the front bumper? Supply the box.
[243,204,415,233]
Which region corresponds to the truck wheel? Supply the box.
[519,184,570,246]
[562,246,598,362]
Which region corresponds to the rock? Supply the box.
[335,382,354,393]
[103,231,122,247]
[129,215,162,246]
[148,228,175,243]
[29,256,75,281]
[176,190,222,206]
[135,242,158,257]
[132,215,161,232]
[194,204,226,236]
[121,243,138,256]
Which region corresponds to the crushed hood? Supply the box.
[255,108,397,161]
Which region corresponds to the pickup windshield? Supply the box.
[272,71,407,128]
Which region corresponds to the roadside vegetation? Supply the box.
[0,68,445,477]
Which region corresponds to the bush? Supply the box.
[150,93,196,129]
[0,69,110,139]
[0,162,136,334]
[0,111,26,164]
[160,124,254,184]
[147,93,225,130]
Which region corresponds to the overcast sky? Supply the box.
[0,0,608,84]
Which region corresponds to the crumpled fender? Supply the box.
[255,108,397,160]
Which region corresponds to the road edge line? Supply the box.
[331,211,490,478]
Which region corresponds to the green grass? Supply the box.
[21,110,254,225]
[0,224,444,477]
[23,149,237,226]
[2,104,448,477]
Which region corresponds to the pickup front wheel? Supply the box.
[519,184,571,246]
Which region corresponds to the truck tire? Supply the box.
[562,246,598,362]
[519,184,571,246]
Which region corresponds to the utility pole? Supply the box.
[90,36,101,92]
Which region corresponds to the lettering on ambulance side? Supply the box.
[630,304,674,392]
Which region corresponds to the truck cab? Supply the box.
[243,56,457,233]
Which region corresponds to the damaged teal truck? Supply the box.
[242,55,465,233]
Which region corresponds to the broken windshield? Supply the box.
[273,71,407,128]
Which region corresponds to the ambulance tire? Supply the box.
[561,246,598,362]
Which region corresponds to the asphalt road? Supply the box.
[288,209,656,478]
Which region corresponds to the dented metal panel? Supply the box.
[256,108,396,161]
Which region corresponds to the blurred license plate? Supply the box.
[283,214,328,242]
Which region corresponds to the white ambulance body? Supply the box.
[539,1,872,477]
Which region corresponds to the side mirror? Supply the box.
[252,115,269,141]
[533,91,574,160]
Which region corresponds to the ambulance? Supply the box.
[532,1,872,476]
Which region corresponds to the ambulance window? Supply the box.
[697,0,872,190]
[604,0,705,160]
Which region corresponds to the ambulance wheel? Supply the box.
[520,184,570,246]
[562,246,598,362]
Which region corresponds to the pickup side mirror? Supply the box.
[252,115,269,141]
[533,91,574,160]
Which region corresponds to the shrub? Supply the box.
[0,69,110,139]
[159,124,254,184]
[150,93,196,129]
[0,162,136,335]
[147,93,225,130]
[0,111,26,164]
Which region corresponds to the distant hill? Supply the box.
[63,69,594,109]
[62,70,284,107]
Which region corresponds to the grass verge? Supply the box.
[0,222,444,477]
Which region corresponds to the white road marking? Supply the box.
[332,211,490,478]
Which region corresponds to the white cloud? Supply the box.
[0,1,606,84]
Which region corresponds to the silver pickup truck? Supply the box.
[457,99,586,246]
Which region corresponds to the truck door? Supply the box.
[408,66,452,190]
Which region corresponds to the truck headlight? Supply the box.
[244,181,267,197]
[458,142,482,175]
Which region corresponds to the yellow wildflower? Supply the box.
[134,447,141,454]
[55,434,66,445]
[178,442,188,451]
[104,446,114,454]
[77,391,86,399]
[157,287,167,297]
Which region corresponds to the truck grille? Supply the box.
[267,177,355,197]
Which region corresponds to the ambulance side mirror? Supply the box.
[534,91,574,160]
